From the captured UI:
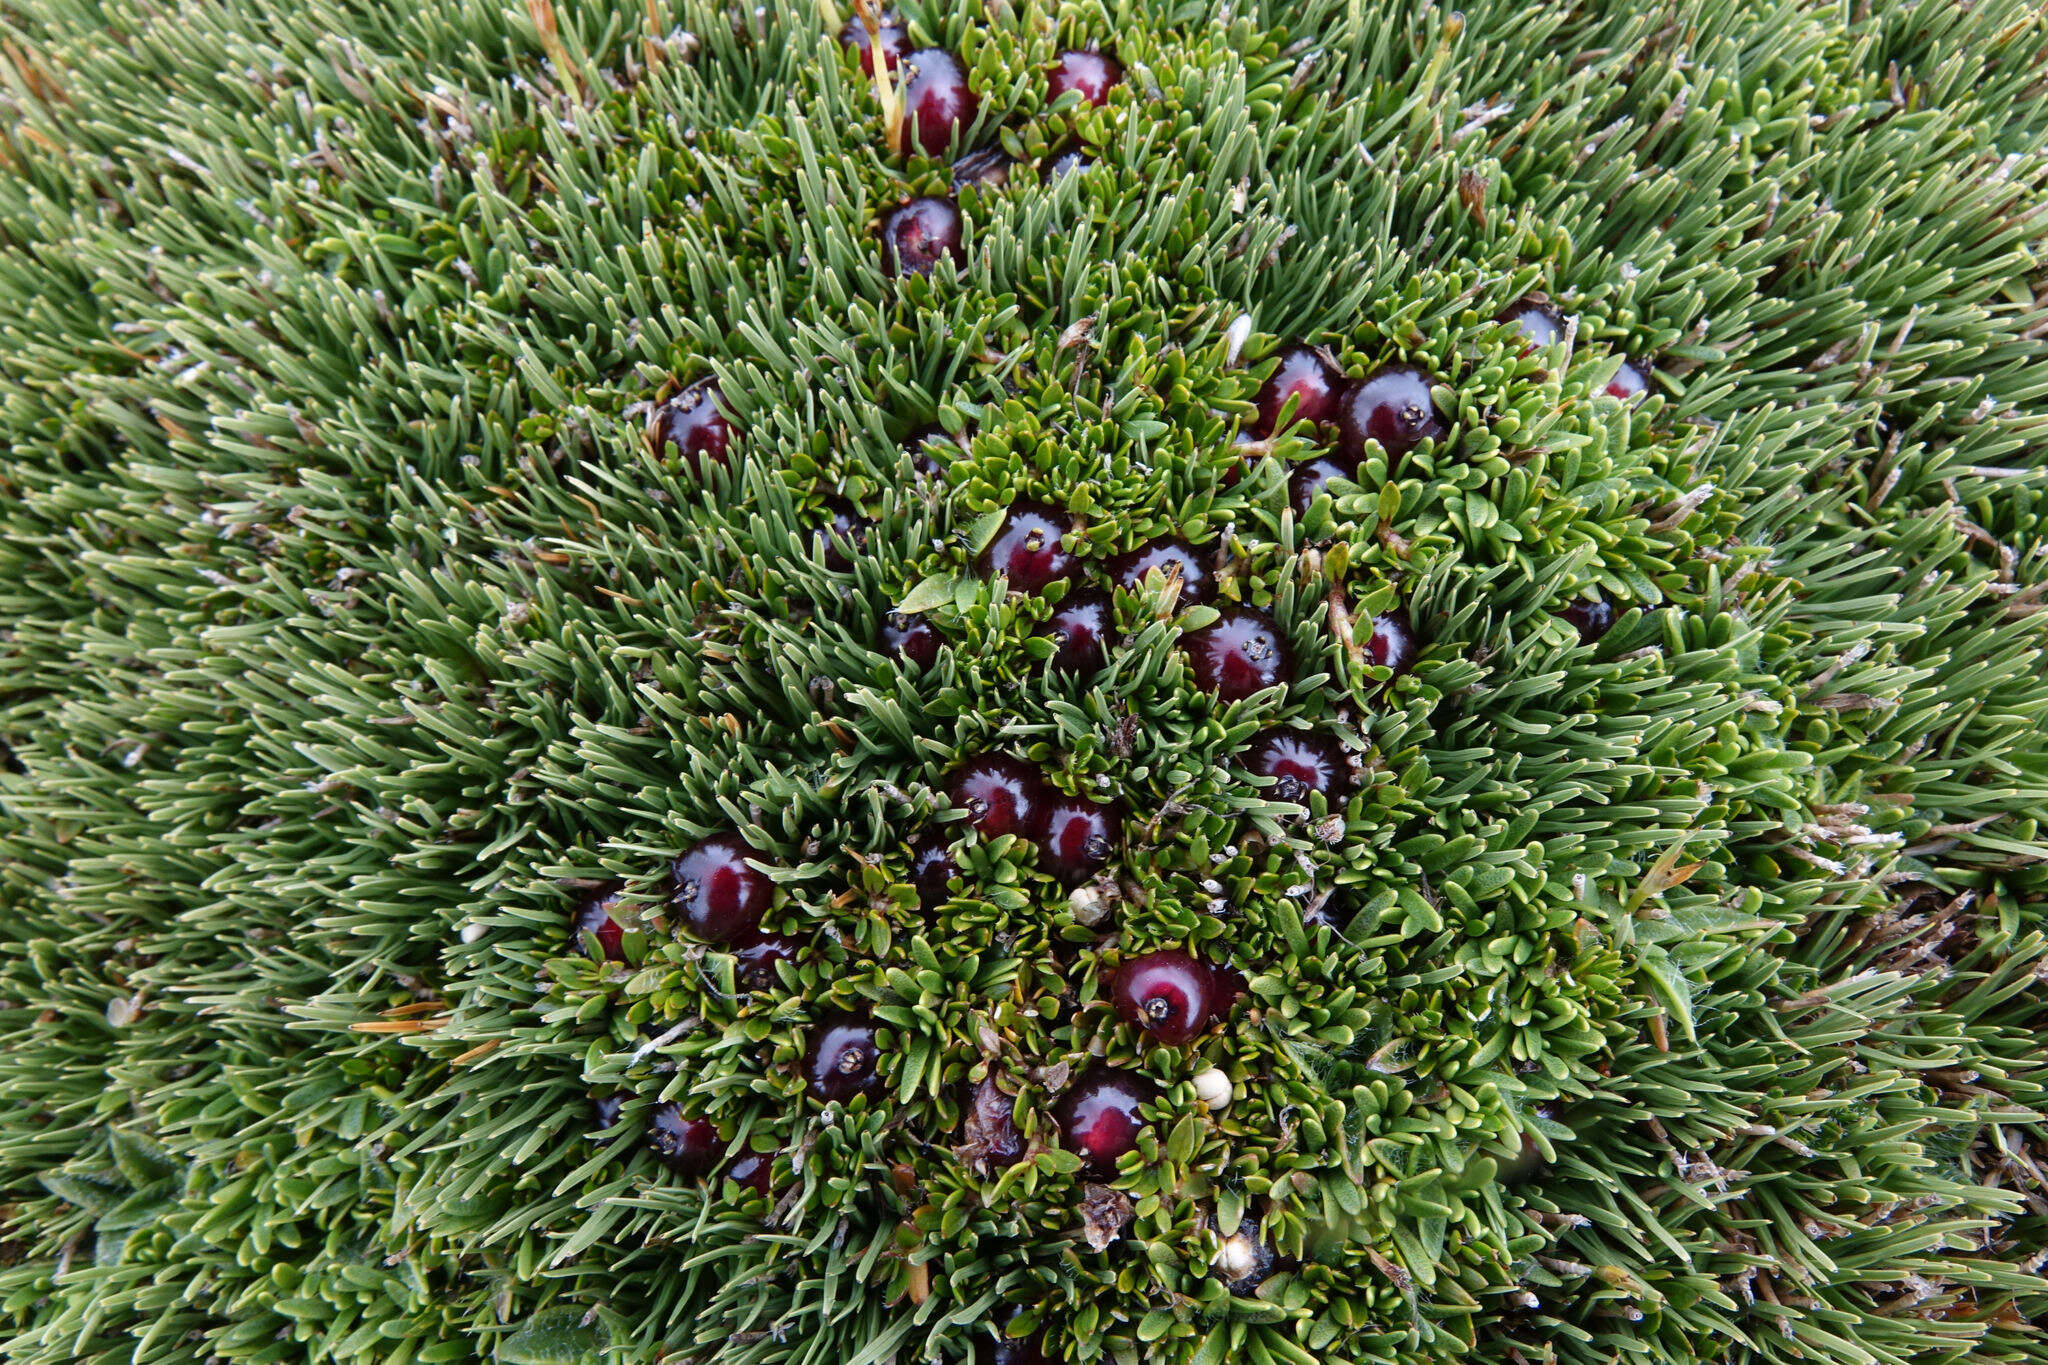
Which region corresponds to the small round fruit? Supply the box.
[899,48,978,157]
[1336,363,1447,460]
[652,382,733,473]
[1606,358,1650,399]
[1243,729,1352,805]
[909,836,961,912]
[1500,300,1566,349]
[805,1015,883,1102]
[881,195,963,277]
[1288,455,1358,516]
[1558,595,1617,643]
[672,835,774,944]
[1182,606,1293,701]
[1041,144,1090,181]
[570,889,626,961]
[1111,949,1217,1045]
[881,610,941,669]
[839,11,907,75]
[1039,587,1116,675]
[590,1093,626,1132]
[967,1077,1025,1169]
[947,754,1047,840]
[1037,794,1121,885]
[646,1103,721,1176]
[977,501,1075,591]
[817,497,870,571]
[1367,611,1417,677]
[952,147,1014,191]
[733,931,800,986]
[727,1151,774,1196]
[1254,344,1341,435]
[1047,49,1122,106]
[1109,538,1213,607]
[1052,1067,1160,1174]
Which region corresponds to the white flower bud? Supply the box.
[1192,1067,1232,1112]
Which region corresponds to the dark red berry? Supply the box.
[899,48,977,157]
[652,382,733,474]
[726,1150,775,1196]
[1558,596,1617,643]
[1040,587,1115,675]
[909,836,961,911]
[805,1014,883,1102]
[953,147,1014,191]
[1037,794,1121,885]
[1109,538,1213,607]
[1048,49,1121,106]
[1052,1067,1159,1174]
[672,835,774,944]
[817,497,870,571]
[733,930,800,986]
[1243,729,1352,805]
[1254,344,1341,435]
[1336,363,1447,461]
[977,501,1075,591]
[839,12,908,75]
[1500,300,1566,349]
[1367,612,1417,677]
[1606,358,1649,399]
[1041,144,1090,181]
[1182,606,1293,701]
[947,754,1047,840]
[1288,454,1358,516]
[571,889,626,961]
[882,195,963,277]
[881,610,942,669]
[590,1093,626,1132]
[646,1103,721,1176]
[965,1077,1025,1169]
[1111,949,1216,1045]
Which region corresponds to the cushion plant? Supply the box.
[0,0,2045,1363]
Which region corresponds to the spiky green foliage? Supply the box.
[2,0,2047,1361]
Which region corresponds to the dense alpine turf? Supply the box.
[1,1,2046,1362]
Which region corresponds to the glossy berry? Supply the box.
[1047,49,1121,106]
[839,12,907,75]
[1559,595,1618,643]
[1182,606,1293,701]
[726,1151,774,1197]
[570,889,626,961]
[1367,612,1417,678]
[732,930,800,986]
[899,48,978,157]
[952,147,1014,191]
[1606,358,1650,399]
[1111,949,1216,1045]
[1244,729,1352,805]
[1501,300,1566,349]
[589,1093,626,1132]
[909,836,961,912]
[816,497,870,571]
[882,196,963,277]
[947,754,1047,840]
[1052,1067,1159,1174]
[652,382,732,474]
[967,1077,1025,1169]
[1254,344,1341,435]
[1037,794,1121,885]
[881,610,941,669]
[672,835,774,944]
[805,1014,883,1102]
[646,1103,721,1176]
[1336,363,1447,460]
[1041,144,1090,181]
[1109,538,1213,607]
[1288,454,1358,516]
[977,501,1075,591]
[1039,588,1115,675]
